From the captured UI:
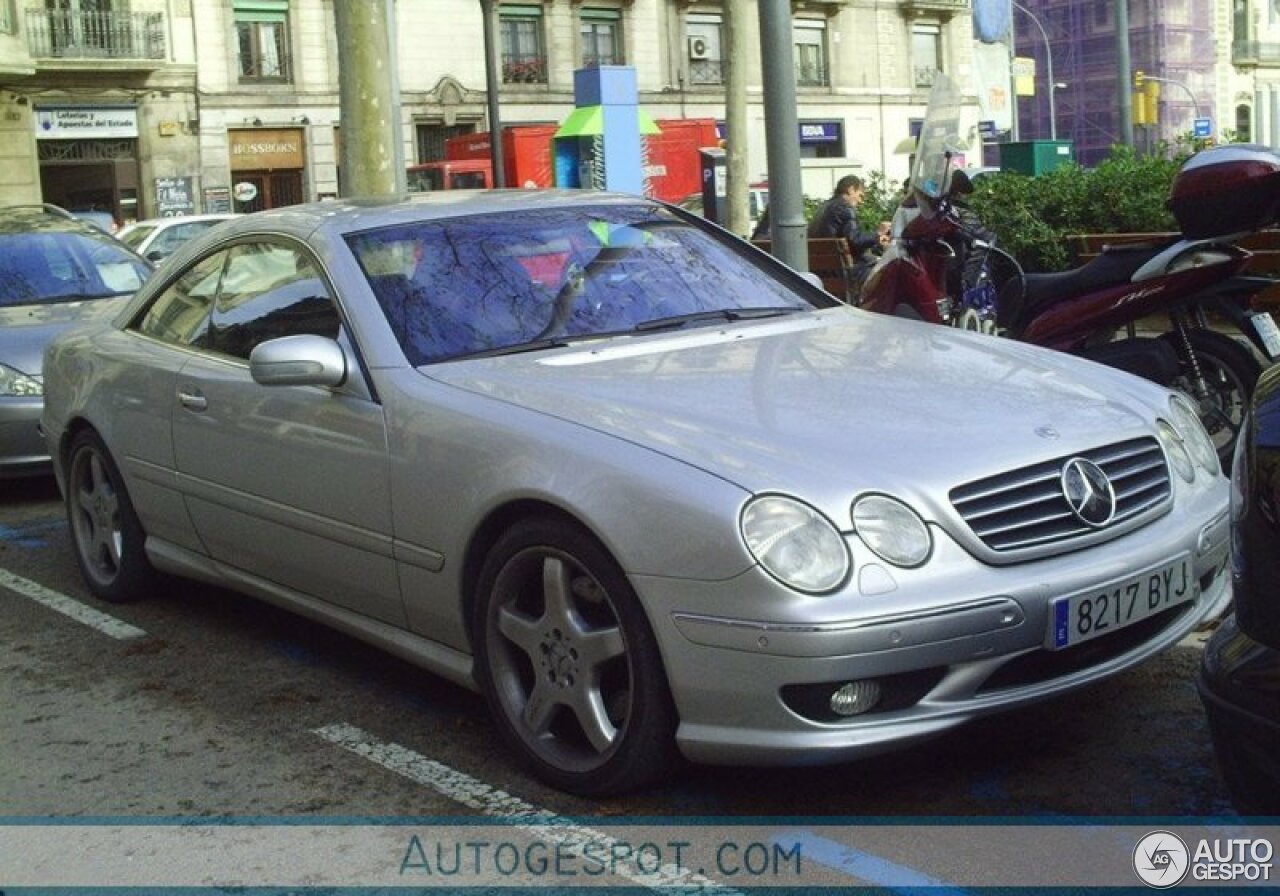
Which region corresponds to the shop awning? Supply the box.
[554,106,661,138]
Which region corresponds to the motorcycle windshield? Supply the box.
[910,72,965,201]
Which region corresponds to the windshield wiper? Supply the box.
[449,331,620,361]
[633,307,802,333]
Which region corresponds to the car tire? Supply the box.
[65,430,157,603]
[473,517,680,796]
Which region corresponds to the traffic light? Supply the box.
[1134,70,1145,89]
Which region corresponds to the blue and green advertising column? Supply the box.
[553,66,659,193]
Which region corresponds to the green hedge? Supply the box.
[830,144,1192,273]
[961,144,1188,272]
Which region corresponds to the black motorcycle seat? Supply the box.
[1000,241,1172,333]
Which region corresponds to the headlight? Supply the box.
[741,495,850,594]
[1168,393,1219,474]
[852,494,932,567]
[0,363,41,397]
[1156,419,1195,482]
[1230,413,1250,525]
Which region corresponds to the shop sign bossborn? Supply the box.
[229,128,305,170]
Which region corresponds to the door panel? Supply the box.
[169,238,401,624]
[172,356,401,623]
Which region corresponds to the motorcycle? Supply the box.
[859,74,1280,467]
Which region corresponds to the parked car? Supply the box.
[42,191,1229,795]
[677,182,769,233]
[1197,362,1280,813]
[0,205,152,477]
[117,214,237,262]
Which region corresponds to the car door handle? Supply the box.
[178,389,208,412]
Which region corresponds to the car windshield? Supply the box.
[346,203,822,365]
[0,231,151,307]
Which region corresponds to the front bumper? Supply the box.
[634,486,1230,766]
[0,396,51,478]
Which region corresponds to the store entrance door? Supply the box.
[231,170,304,213]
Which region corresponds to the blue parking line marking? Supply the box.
[777,830,968,894]
[0,519,66,548]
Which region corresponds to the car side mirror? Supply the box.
[249,334,347,387]
[145,249,166,261]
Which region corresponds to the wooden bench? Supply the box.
[751,237,857,303]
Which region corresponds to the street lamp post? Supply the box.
[1012,1,1056,141]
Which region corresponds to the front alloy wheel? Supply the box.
[473,519,678,796]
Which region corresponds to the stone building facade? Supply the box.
[0,0,981,219]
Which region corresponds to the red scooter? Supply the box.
[859,77,1280,467]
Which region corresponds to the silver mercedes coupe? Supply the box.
[41,191,1230,795]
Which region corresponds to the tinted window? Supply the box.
[346,204,820,365]
[207,242,340,360]
[135,251,226,347]
[0,231,150,307]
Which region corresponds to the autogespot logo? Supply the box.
[1134,831,1191,888]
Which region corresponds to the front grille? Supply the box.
[950,437,1171,555]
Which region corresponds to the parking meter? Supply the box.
[699,148,726,225]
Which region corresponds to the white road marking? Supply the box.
[312,721,742,892]
[0,567,147,640]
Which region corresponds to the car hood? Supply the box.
[424,309,1169,517]
[0,297,131,377]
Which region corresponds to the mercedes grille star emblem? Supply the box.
[1061,458,1117,527]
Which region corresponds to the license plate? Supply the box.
[1048,556,1195,649]
[1249,311,1280,360]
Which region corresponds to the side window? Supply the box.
[134,251,227,347]
[208,242,341,361]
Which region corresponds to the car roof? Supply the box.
[123,213,238,229]
[0,204,117,237]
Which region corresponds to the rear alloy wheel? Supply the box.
[473,519,678,796]
[65,430,156,603]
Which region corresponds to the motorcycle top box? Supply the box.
[1168,144,1280,239]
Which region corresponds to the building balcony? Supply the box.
[502,54,548,85]
[1233,41,1280,67]
[25,7,166,66]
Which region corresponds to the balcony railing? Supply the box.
[796,62,828,87]
[239,51,293,83]
[1233,41,1280,66]
[502,54,547,84]
[25,8,166,61]
[914,66,938,88]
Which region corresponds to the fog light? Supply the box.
[829,680,882,717]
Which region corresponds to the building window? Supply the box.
[794,20,827,87]
[1093,1,1109,29]
[1236,104,1252,142]
[581,8,622,67]
[235,0,291,82]
[687,13,722,86]
[0,0,13,35]
[500,4,547,84]
[798,120,844,159]
[911,23,941,88]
